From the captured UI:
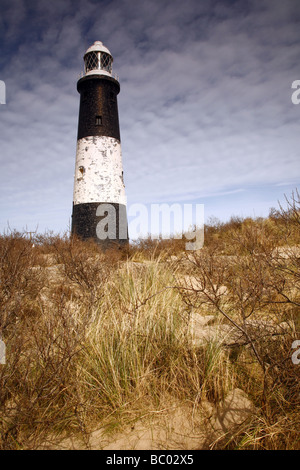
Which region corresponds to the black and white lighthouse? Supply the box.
[71,41,128,247]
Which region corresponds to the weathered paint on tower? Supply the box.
[71,41,128,247]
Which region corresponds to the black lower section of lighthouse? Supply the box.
[72,202,128,249]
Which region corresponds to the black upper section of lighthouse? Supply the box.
[77,74,121,141]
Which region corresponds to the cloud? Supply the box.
[0,0,299,234]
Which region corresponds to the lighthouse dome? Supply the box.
[83,41,114,77]
[84,41,112,56]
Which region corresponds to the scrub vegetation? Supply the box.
[0,190,299,450]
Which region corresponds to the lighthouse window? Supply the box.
[95,115,102,126]
[78,166,85,177]
[101,53,112,72]
[85,51,99,72]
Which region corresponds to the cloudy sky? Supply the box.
[0,0,300,238]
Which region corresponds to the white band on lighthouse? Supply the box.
[73,136,126,206]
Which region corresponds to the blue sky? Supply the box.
[0,0,300,238]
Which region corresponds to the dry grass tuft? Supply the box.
[0,190,299,449]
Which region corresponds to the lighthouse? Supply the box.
[71,41,128,247]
